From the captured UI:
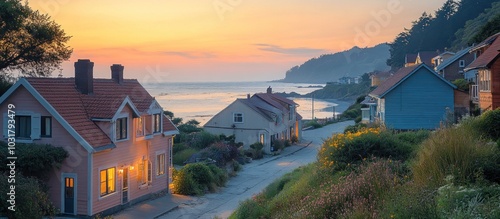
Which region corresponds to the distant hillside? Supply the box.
[280,43,390,83]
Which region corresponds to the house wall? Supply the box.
[0,86,89,215]
[384,68,454,129]
[492,57,500,110]
[91,105,171,215]
[479,68,493,110]
[454,90,470,118]
[442,53,475,81]
[204,101,277,152]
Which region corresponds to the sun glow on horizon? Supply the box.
[29,0,448,82]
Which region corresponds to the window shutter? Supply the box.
[148,161,152,183]
[3,113,8,139]
[138,163,144,184]
[31,113,41,139]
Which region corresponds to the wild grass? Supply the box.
[173,148,198,165]
[412,119,500,187]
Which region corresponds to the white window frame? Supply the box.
[136,116,145,138]
[98,166,117,199]
[233,113,243,123]
[138,157,153,188]
[41,116,52,138]
[153,113,162,134]
[113,112,129,142]
[479,70,491,92]
[3,111,41,143]
[156,150,166,177]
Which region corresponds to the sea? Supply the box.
[143,81,353,125]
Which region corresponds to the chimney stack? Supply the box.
[74,59,94,94]
[247,94,250,99]
[267,86,272,94]
[111,64,124,84]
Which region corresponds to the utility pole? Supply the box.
[333,105,336,120]
[312,94,315,120]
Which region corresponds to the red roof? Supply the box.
[25,77,176,149]
[370,65,420,97]
[466,33,500,70]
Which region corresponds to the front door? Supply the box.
[64,177,75,214]
[122,168,129,204]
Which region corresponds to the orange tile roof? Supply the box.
[25,77,164,149]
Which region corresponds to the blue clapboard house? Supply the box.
[368,64,456,130]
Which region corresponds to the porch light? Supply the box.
[118,169,123,174]
[129,165,134,171]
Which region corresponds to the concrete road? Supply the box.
[158,120,354,219]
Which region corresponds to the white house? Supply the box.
[204,87,302,153]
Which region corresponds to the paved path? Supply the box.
[157,120,354,219]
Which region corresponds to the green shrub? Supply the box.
[272,140,285,152]
[354,115,362,123]
[173,148,197,165]
[263,176,291,199]
[0,174,59,218]
[478,109,500,140]
[305,120,322,129]
[0,143,68,181]
[172,169,202,195]
[436,184,500,219]
[230,199,269,219]
[187,131,220,149]
[395,130,431,146]
[233,160,242,172]
[319,128,413,171]
[173,142,188,154]
[343,123,367,134]
[183,163,215,189]
[413,122,500,187]
[291,135,298,143]
[378,182,438,219]
[200,142,239,166]
[207,164,228,187]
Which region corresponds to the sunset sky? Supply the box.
[30,0,447,82]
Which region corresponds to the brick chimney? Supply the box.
[267,86,272,94]
[111,64,124,84]
[74,59,94,94]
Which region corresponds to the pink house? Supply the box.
[0,59,178,217]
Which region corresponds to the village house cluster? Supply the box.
[362,32,500,129]
[1,31,499,217]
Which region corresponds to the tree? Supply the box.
[0,0,72,77]
[471,13,500,43]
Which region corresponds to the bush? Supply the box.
[0,174,59,218]
[478,109,500,140]
[305,120,322,129]
[0,143,68,181]
[188,131,220,149]
[173,143,188,154]
[207,164,228,187]
[172,169,202,195]
[183,163,215,188]
[233,160,242,172]
[200,142,239,166]
[272,140,285,152]
[413,121,500,187]
[354,115,362,123]
[436,183,500,219]
[291,135,298,143]
[343,123,367,134]
[230,199,269,219]
[319,128,413,171]
[297,160,398,218]
[173,148,198,165]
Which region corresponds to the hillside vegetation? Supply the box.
[387,0,499,68]
[230,111,500,219]
[281,44,390,83]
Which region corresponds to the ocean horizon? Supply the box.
[143,81,353,125]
